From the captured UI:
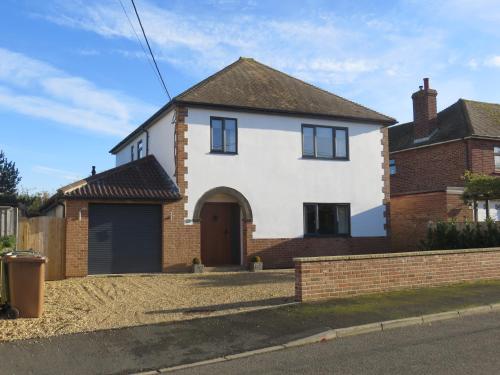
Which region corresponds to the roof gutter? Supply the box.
[390,135,500,155]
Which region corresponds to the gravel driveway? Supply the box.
[0,270,294,342]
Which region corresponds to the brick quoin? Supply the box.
[295,248,500,302]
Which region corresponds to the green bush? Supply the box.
[192,257,201,265]
[0,236,15,251]
[421,220,500,250]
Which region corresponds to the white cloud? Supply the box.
[41,0,378,81]
[0,48,155,136]
[32,165,82,181]
[485,56,500,67]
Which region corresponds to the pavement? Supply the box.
[2,280,500,374]
[171,310,500,374]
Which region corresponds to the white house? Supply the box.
[43,57,395,276]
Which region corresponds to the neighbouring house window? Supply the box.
[390,159,396,175]
[494,147,500,170]
[131,145,134,161]
[302,125,349,160]
[210,117,237,153]
[303,203,350,236]
[137,140,143,159]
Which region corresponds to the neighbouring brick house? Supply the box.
[389,78,500,250]
[42,57,395,277]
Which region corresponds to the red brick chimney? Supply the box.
[412,78,438,139]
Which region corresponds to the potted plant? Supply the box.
[249,255,263,272]
[192,257,204,274]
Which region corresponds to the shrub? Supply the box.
[0,236,15,251]
[422,220,500,250]
[192,257,201,265]
[251,255,262,263]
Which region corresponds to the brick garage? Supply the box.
[295,247,500,302]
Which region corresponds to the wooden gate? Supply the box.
[17,217,65,280]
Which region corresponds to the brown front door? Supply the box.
[200,203,240,266]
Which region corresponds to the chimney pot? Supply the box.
[91,166,96,176]
[423,77,429,90]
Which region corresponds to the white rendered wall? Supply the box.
[114,110,176,178]
[185,108,386,239]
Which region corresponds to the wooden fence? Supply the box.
[18,217,65,280]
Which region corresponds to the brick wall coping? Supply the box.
[293,247,500,263]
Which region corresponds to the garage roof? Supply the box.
[57,155,180,201]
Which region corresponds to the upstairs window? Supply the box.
[137,140,144,159]
[211,117,237,154]
[304,203,350,236]
[131,145,134,161]
[495,147,500,170]
[390,159,396,175]
[302,125,348,160]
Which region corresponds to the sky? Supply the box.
[1,0,499,194]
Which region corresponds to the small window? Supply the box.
[137,140,143,159]
[210,117,237,154]
[303,203,350,236]
[302,125,349,160]
[131,145,134,161]
[390,159,396,175]
[494,147,500,170]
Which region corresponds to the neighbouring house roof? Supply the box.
[41,156,180,210]
[389,99,500,152]
[110,57,396,153]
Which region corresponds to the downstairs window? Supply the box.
[303,203,350,236]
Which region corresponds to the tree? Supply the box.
[462,171,500,221]
[16,190,51,217]
[0,150,21,195]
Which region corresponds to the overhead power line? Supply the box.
[130,0,172,100]
[117,0,165,94]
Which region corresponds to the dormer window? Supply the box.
[210,117,237,154]
[137,140,143,159]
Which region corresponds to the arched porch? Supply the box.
[193,187,253,267]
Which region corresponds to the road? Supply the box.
[174,312,500,374]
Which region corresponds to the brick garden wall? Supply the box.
[294,248,500,302]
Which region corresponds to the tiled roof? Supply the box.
[110,57,396,153]
[175,57,395,123]
[59,155,180,201]
[389,99,500,152]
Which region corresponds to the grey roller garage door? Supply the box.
[88,204,162,274]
